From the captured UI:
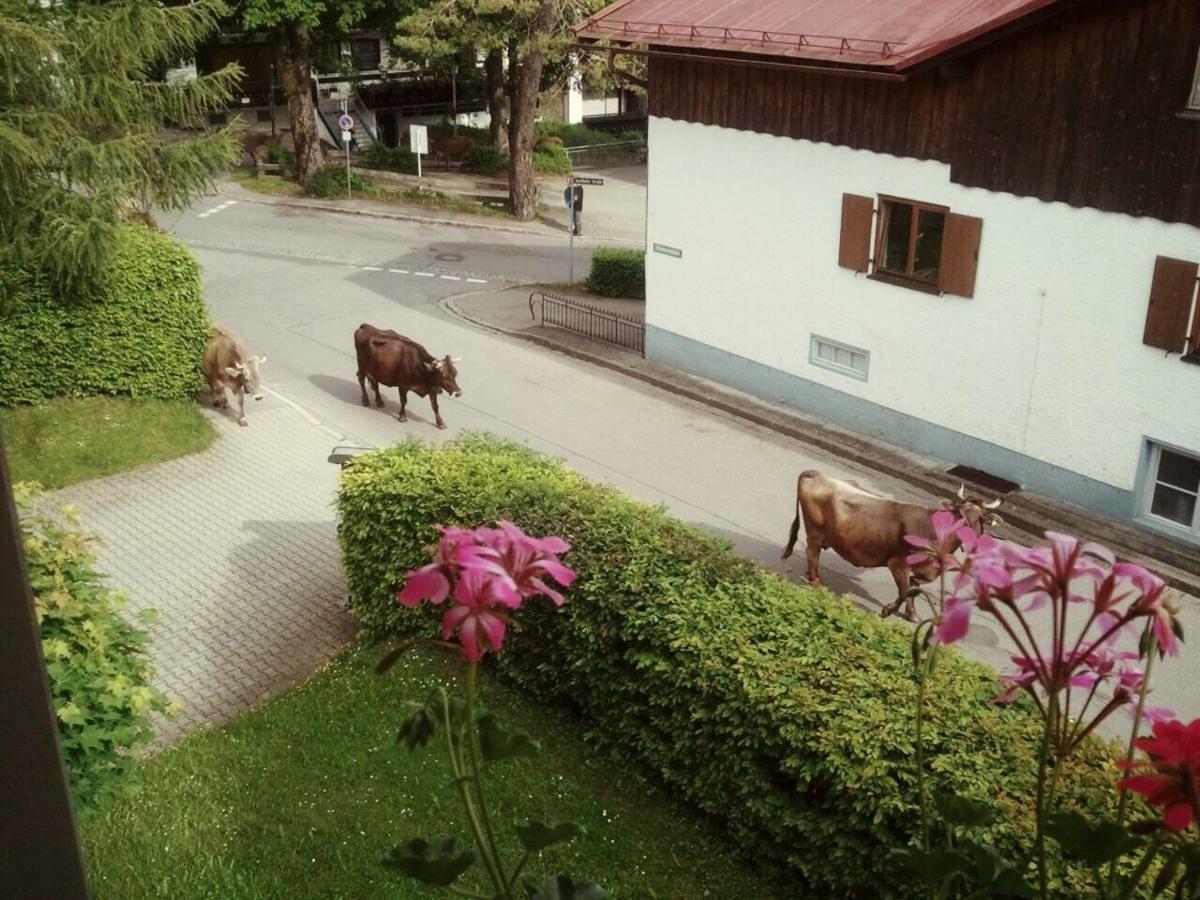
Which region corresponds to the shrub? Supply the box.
[304,164,378,199]
[0,225,209,406]
[336,435,1120,898]
[361,143,418,174]
[266,144,294,165]
[466,144,508,176]
[532,143,572,175]
[587,247,645,299]
[534,121,616,148]
[614,129,647,147]
[16,483,173,815]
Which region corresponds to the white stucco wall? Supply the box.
[646,116,1200,496]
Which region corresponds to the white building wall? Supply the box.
[646,116,1200,499]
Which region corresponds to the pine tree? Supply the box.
[0,0,242,298]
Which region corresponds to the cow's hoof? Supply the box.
[879,606,896,619]
[397,414,407,423]
[436,422,447,430]
[237,418,248,427]
[375,399,384,408]
[360,398,369,407]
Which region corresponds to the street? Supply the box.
[165,190,1200,735]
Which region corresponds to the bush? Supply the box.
[304,164,379,198]
[336,435,1120,898]
[0,226,209,406]
[266,144,293,165]
[532,142,572,175]
[360,143,418,174]
[17,483,173,815]
[466,144,509,176]
[587,247,645,299]
[614,129,647,147]
[534,121,616,147]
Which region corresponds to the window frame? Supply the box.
[1138,440,1200,537]
[873,195,950,286]
[809,334,870,382]
[1189,47,1200,112]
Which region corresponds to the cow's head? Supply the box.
[224,355,266,400]
[425,355,462,397]
[942,483,1004,532]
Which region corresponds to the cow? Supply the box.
[202,326,266,427]
[354,324,461,429]
[781,472,1002,621]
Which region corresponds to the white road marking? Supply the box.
[388,268,409,274]
[198,199,237,219]
[439,275,461,281]
[362,266,383,271]
[414,272,435,277]
[466,278,487,284]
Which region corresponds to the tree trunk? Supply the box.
[275,23,323,185]
[484,48,508,151]
[507,5,552,220]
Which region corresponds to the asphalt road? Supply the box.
[168,194,1200,735]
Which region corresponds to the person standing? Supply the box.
[570,178,584,236]
[563,175,575,232]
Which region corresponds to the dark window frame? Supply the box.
[873,195,950,286]
[1189,47,1200,111]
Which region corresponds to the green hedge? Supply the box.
[0,226,209,406]
[360,143,418,175]
[336,435,1118,898]
[304,164,378,198]
[464,143,572,176]
[532,143,572,175]
[466,144,507,176]
[17,484,172,815]
[587,247,645,299]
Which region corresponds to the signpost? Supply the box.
[337,112,354,198]
[409,124,429,179]
[573,176,604,186]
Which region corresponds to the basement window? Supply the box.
[810,335,869,381]
[1142,442,1200,535]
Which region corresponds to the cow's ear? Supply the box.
[256,355,267,365]
[223,365,241,378]
[424,361,438,371]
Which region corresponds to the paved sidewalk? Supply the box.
[448,286,1200,596]
[54,397,359,744]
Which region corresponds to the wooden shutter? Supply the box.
[838,194,874,272]
[1143,255,1199,352]
[939,213,984,298]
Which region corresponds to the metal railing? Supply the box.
[581,20,904,57]
[529,291,645,356]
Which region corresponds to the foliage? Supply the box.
[586,248,644,299]
[361,142,418,174]
[467,144,510,176]
[336,435,1121,897]
[533,143,572,175]
[266,143,294,165]
[534,122,617,148]
[80,645,780,899]
[0,0,241,298]
[0,226,210,406]
[0,397,215,489]
[303,164,379,198]
[15,483,173,816]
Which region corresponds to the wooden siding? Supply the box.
[648,0,1200,227]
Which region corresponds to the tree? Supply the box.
[0,0,241,298]
[394,0,602,220]
[239,0,415,185]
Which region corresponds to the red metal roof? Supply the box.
[576,0,1065,72]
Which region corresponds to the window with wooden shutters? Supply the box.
[838,194,983,298]
[1142,255,1200,354]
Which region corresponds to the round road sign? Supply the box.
[337,113,354,130]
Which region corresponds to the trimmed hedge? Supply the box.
[587,247,645,299]
[360,143,418,175]
[304,164,377,198]
[465,143,573,176]
[336,435,1119,898]
[17,484,172,815]
[0,226,209,406]
[533,143,572,175]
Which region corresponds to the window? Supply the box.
[1142,255,1200,357]
[1143,443,1200,535]
[350,39,382,72]
[1189,47,1200,110]
[810,335,869,381]
[877,197,947,284]
[837,193,984,298]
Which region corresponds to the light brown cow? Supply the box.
[202,325,265,427]
[781,471,1002,620]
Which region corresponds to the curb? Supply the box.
[217,183,645,246]
[441,293,1200,597]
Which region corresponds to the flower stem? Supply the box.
[465,663,509,898]
[441,688,508,898]
[1034,690,1058,900]
[915,639,939,852]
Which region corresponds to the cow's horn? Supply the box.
[450,356,462,363]
[983,498,1002,509]
[956,483,966,500]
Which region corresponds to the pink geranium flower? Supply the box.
[1117,718,1200,831]
[440,568,515,662]
[455,520,576,606]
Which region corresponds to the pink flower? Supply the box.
[1117,718,1200,831]
[440,568,514,662]
[1118,563,1181,657]
[935,596,976,645]
[455,520,576,606]
[398,526,480,607]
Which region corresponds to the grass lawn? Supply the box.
[0,397,215,489]
[82,644,782,900]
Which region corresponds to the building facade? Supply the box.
[580,0,1200,545]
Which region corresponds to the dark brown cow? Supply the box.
[781,471,1002,620]
[354,324,461,429]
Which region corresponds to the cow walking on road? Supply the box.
[781,472,1002,621]
[202,325,265,427]
[354,324,461,429]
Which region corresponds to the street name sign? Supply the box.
[653,243,682,258]
[573,176,604,185]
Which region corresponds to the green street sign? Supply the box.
[652,243,682,258]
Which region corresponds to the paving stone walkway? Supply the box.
[55,397,359,744]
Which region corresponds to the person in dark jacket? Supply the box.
[563,175,583,236]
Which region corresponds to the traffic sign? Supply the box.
[337,113,354,131]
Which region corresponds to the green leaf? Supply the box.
[959,843,1035,898]
[395,701,437,750]
[522,874,607,900]
[1046,811,1142,866]
[514,820,586,853]
[381,837,475,886]
[478,713,541,762]
[932,791,995,828]
[889,847,970,881]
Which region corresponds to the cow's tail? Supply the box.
[781,470,818,560]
